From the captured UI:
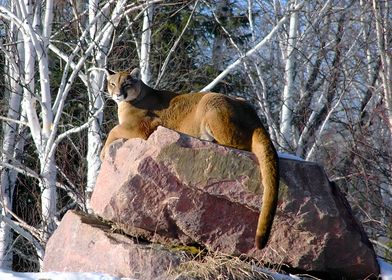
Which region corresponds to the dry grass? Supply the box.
[170,252,284,280]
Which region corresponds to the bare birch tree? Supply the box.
[85,0,127,209]
[0,0,57,268]
[279,0,299,151]
[0,4,23,267]
[0,0,153,269]
[372,0,392,129]
[140,2,154,84]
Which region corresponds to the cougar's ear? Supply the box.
[105,68,116,79]
[129,68,141,79]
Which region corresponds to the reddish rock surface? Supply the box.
[43,210,188,279]
[90,126,379,279]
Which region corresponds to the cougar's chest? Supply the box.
[117,102,148,125]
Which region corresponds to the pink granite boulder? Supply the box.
[90,126,379,279]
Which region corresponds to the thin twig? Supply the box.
[155,0,199,87]
[201,1,305,92]
[0,115,28,126]
[0,161,40,181]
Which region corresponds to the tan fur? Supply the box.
[101,69,279,249]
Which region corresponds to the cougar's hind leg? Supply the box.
[202,109,253,150]
[195,93,253,149]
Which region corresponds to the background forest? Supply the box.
[0,0,391,272]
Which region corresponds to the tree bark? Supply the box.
[86,0,127,210]
[372,0,392,129]
[279,0,299,151]
[140,2,154,84]
[0,25,23,269]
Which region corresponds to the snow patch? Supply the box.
[0,270,132,280]
[379,258,392,280]
[278,152,304,161]
[2,258,390,279]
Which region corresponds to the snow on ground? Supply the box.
[379,258,392,280]
[278,152,304,161]
[1,258,390,279]
[0,269,299,280]
[0,268,305,280]
[0,270,133,280]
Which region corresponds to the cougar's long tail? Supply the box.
[251,127,279,249]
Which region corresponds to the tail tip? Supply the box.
[255,234,268,249]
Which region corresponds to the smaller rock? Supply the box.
[43,210,188,279]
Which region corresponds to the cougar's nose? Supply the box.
[112,90,124,102]
[119,87,127,99]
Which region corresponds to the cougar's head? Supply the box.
[106,68,141,104]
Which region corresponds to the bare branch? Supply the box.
[0,161,40,181]
[202,1,305,92]
[155,1,199,87]
[0,214,44,259]
[0,116,28,127]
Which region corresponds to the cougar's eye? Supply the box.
[109,82,116,87]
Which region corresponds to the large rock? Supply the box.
[91,126,379,279]
[43,210,188,279]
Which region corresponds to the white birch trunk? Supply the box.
[0,49,22,271]
[19,0,56,267]
[38,0,57,243]
[19,0,57,246]
[0,1,33,269]
[279,0,299,151]
[360,0,374,85]
[40,0,54,138]
[0,142,15,269]
[89,0,99,40]
[86,70,104,208]
[372,0,392,129]
[372,0,392,230]
[39,155,57,243]
[21,12,41,153]
[140,2,154,84]
[86,0,104,208]
[0,108,18,269]
[0,1,24,269]
[86,0,127,210]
